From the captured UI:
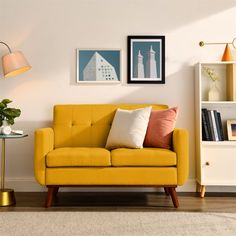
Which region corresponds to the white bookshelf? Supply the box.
[195,62,236,197]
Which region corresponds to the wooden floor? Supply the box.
[1,192,236,212]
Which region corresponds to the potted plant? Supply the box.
[0,99,21,127]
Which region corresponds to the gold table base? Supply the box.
[0,134,28,207]
[0,189,16,206]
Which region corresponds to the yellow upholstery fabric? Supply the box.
[46,167,177,185]
[172,128,189,185]
[53,104,168,148]
[111,148,176,166]
[46,147,111,167]
[34,128,54,185]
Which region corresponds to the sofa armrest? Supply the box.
[172,128,189,186]
[34,128,54,185]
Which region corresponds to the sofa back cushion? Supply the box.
[53,104,168,148]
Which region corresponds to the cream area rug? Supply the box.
[0,212,236,236]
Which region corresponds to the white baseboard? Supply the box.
[4,177,236,192]
[5,177,46,192]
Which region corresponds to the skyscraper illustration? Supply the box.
[145,45,157,78]
[134,50,144,78]
[83,52,118,81]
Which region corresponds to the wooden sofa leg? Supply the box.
[54,187,59,198]
[45,186,58,208]
[164,187,169,196]
[168,187,179,208]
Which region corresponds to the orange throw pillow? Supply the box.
[144,107,178,149]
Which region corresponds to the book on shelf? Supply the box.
[201,118,206,141]
[213,110,221,141]
[201,109,211,141]
[211,110,219,141]
[216,112,224,141]
[207,110,216,141]
[201,108,224,141]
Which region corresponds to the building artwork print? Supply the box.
[128,36,165,84]
[77,49,121,83]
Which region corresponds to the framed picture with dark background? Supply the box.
[127,36,165,84]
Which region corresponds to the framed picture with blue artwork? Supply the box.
[76,49,121,83]
[127,36,165,84]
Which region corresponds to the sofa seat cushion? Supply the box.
[46,148,111,167]
[111,148,176,167]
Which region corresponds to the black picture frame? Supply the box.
[127,36,165,84]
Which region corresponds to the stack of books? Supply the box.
[201,108,224,141]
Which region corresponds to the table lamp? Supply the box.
[1,41,31,78]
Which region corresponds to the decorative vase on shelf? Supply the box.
[208,81,221,101]
[0,120,12,135]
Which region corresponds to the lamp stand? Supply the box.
[0,138,15,206]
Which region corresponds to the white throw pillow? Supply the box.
[105,106,152,149]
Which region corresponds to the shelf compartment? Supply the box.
[199,63,236,102]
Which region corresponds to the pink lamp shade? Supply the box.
[2,51,31,78]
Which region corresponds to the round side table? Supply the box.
[0,134,28,207]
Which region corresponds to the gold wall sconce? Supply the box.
[199,38,236,61]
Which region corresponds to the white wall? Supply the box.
[1,0,236,192]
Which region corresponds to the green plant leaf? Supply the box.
[0,102,6,109]
[2,108,21,118]
[6,118,14,125]
[1,99,12,105]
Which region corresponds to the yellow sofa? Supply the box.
[34,104,189,208]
